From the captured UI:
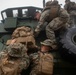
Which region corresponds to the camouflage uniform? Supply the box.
[35,0,57,33]
[0,43,30,75]
[64,0,76,25]
[29,39,54,75]
[35,1,69,47]
[64,0,76,15]
[46,9,69,45]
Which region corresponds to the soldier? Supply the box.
[64,0,76,15]
[34,11,41,20]
[35,0,69,49]
[64,0,76,25]
[46,11,69,49]
[0,43,30,75]
[30,39,54,75]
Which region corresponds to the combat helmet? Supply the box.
[45,1,52,6]
[51,0,59,5]
[7,43,27,57]
[40,39,52,48]
[65,0,70,2]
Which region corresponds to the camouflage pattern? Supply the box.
[12,26,34,38]
[35,2,69,45]
[6,26,36,47]
[29,39,54,75]
[30,51,53,75]
[45,1,52,7]
[7,43,27,57]
[64,0,76,26]
[35,1,69,36]
[46,15,69,45]
[51,0,58,5]
[0,43,30,75]
[64,0,76,15]
[45,0,58,7]
[35,9,50,32]
[40,39,52,47]
[35,1,59,33]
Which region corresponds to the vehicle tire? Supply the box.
[59,27,76,62]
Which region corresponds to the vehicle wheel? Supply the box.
[59,27,76,62]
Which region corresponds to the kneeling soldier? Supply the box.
[30,39,54,75]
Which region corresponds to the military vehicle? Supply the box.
[0,0,76,75]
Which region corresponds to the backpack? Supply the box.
[30,52,54,75]
[0,55,21,75]
[6,26,35,46]
[12,26,34,38]
[48,5,60,22]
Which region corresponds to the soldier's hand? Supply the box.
[34,29,40,37]
[52,45,58,50]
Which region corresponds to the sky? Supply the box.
[0,0,76,20]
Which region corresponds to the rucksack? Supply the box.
[0,55,21,75]
[6,26,35,46]
[12,26,34,38]
[48,5,60,22]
